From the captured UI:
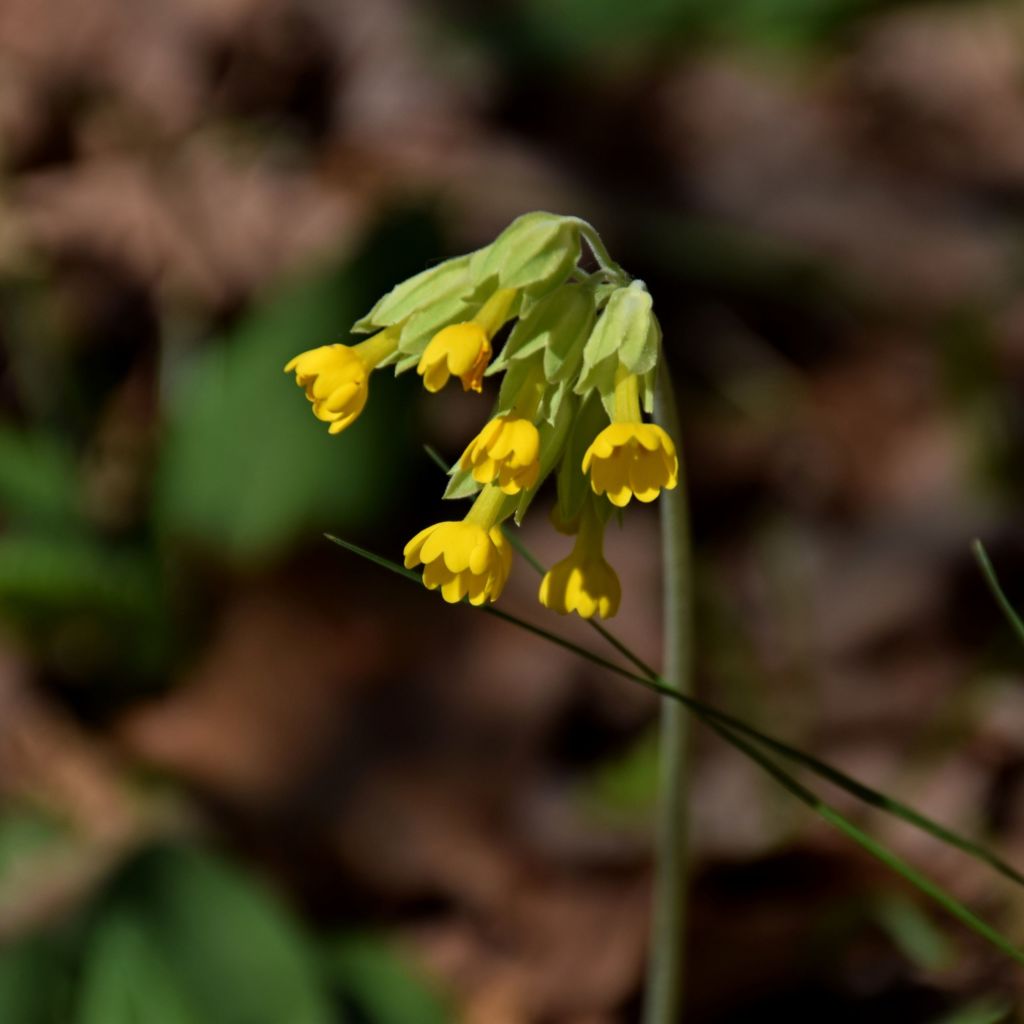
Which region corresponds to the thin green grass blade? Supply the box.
[324,535,421,584]
[973,539,1024,649]
[330,535,1024,890]
[583,618,1024,890]
[503,523,1024,890]
[328,536,1024,964]
[707,720,1024,967]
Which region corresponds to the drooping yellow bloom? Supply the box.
[583,368,678,507]
[403,486,513,604]
[539,502,620,619]
[460,415,540,495]
[285,327,399,435]
[417,288,517,393]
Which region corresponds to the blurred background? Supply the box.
[1,0,1024,1020]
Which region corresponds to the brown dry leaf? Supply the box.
[13,140,360,307]
[666,56,1018,310]
[411,873,649,1022]
[850,4,1024,187]
[0,641,178,940]
[116,583,383,806]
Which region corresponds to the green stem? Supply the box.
[569,218,630,282]
[644,361,692,1024]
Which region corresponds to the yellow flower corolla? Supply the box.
[418,323,491,394]
[582,366,678,507]
[403,486,513,604]
[417,288,517,393]
[583,422,678,507]
[284,327,399,435]
[460,415,541,494]
[538,503,620,619]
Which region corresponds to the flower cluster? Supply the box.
[285,213,678,619]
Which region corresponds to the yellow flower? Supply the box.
[582,366,678,507]
[538,503,620,619]
[418,323,492,394]
[417,288,516,393]
[583,422,678,507]
[403,487,513,605]
[285,344,368,434]
[459,415,540,494]
[284,327,399,435]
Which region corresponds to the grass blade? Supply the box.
[328,535,1024,964]
[707,719,1024,967]
[418,452,1024,887]
[973,539,1024,649]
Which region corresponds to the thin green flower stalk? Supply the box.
[284,213,690,1020]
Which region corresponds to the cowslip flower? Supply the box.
[583,369,678,507]
[459,415,540,495]
[285,213,681,616]
[403,486,513,605]
[285,326,400,435]
[458,363,546,495]
[539,501,621,619]
[417,288,517,393]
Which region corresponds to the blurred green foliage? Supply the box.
[873,892,954,973]
[0,212,441,698]
[325,936,452,1024]
[0,808,69,879]
[0,843,451,1024]
[579,727,659,821]
[932,999,1012,1024]
[156,255,413,565]
[486,0,959,64]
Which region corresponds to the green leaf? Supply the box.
[872,892,952,972]
[76,913,197,1024]
[0,533,169,678]
[0,933,70,1024]
[489,285,594,380]
[100,845,332,1024]
[0,429,81,532]
[640,363,657,416]
[395,284,490,359]
[555,393,607,526]
[471,212,580,296]
[325,935,450,1024]
[581,728,659,817]
[931,999,1011,1024]
[442,457,483,501]
[495,353,538,416]
[157,258,410,564]
[576,282,654,397]
[0,808,68,881]
[514,389,576,524]
[0,535,158,618]
[352,253,474,333]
